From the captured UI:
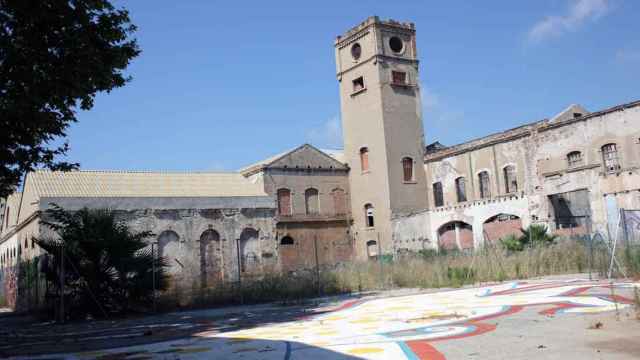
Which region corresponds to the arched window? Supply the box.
[366,240,378,258]
[331,188,346,216]
[157,230,180,259]
[305,188,319,215]
[478,171,491,199]
[5,207,9,229]
[239,228,260,272]
[567,151,583,168]
[455,177,467,203]
[402,157,414,182]
[280,236,294,245]
[360,147,369,172]
[277,188,292,216]
[432,182,444,207]
[364,203,375,227]
[503,165,517,193]
[602,143,620,172]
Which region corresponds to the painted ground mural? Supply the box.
[18,279,639,360]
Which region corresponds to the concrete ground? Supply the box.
[2,275,639,359]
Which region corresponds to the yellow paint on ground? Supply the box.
[348,347,385,355]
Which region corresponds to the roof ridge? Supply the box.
[33,169,239,174]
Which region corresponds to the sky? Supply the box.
[63,0,640,172]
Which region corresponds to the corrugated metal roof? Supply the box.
[27,170,267,198]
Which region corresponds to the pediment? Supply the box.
[267,144,348,170]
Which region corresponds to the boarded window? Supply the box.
[353,76,364,92]
[432,182,444,207]
[365,204,375,227]
[392,71,407,85]
[305,188,319,215]
[332,188,346,216]
[402,157,413,182]
[277,189,292,216]
[479,171,491,199]
[360,147,369,172]
[503,166,517,193]
[602,143,620,172]
[366,240,378,258]
[455,177,467,202]
[567,151,583,168]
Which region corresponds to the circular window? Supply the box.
[389,36,404,53]
[351,43,362,60]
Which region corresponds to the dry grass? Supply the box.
[334,239,592,292]
[157,240,640,311]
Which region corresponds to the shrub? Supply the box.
[500,225,558,252]
[35,205,169,319]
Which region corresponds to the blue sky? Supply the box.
[65,0,640,171]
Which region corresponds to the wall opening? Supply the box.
[483,214,522,244]
[503,165,517,193]
[455,177,466,202]
[437,221,473,251]
[364,203,375,227]
[402,157,413,182]
[277,188,292,216]
[305,188,319,215]
[478,171,491,199]
[360,147,369,172]
[432,182,443,207]
[366,240,378,258]
[280,236,294,245]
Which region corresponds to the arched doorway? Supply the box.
[199,229,221,288]
[157,230,180,275]
[482,214,522,244]
[239,228,260,273]
[437,221,473,251]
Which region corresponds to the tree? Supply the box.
[500,224,558,252]
[0,0,140,198]
[36,205,168,319]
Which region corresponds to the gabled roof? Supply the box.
[239,144,348,176]
[25,170,267,198]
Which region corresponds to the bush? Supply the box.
[36,205,169,319]
[500,225,558,252]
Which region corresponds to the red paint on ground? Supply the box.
[405,340,446,360]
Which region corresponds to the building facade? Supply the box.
[1,17,640,309]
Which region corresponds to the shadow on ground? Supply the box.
[0,295,366,358]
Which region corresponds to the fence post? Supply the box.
[235,238,243,305]
[377,232,383,289]
[151,242,157,313]
[314,235,321,297]
[59,243,64,324]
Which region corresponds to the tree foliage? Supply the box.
[501,224,558,252]
[0,0,140,198]
[35,205,168,319]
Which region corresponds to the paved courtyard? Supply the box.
[4,277,640,359]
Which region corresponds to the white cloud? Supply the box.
[616,48,640,63]
[306,115,343,149]
[527,0,610,43]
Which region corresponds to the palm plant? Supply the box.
[35,205,168,318]
[501,224,557,252]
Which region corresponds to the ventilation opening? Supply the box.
[389,36,404,53]
[280,236,294,245]
[352,76,364,92]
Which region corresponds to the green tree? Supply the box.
[501,224,558,252]
[36,205,168,319]
[0,0,140,198]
